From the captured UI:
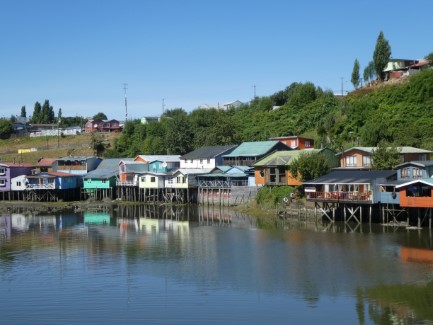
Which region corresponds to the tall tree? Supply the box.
[20,106,26,118]
[373,31,391,81]
[363,61,376,85]
[57,108,62,123]
[371,141,401,170]
[289,152,330,182]
[30,102,42,123]
[351,59,360,89]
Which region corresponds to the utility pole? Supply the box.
[123,83,128,121]
[341,77,344,96]
[253,84,256,98]
[162,98,165,115]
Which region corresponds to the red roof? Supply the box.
[37,158,57,167]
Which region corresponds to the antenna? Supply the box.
[123,83,128,121]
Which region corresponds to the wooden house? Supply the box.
[54,156,102,175]
[138,172,166,189]
[254,148,338,186]
[222,141,290,166]
[134,155,180,172]
[269,135,314,150]
[197,166,253,188]
[166,169,213,189]
[0,163,34,199]
[338,146,432,169]
[22,172,81,201]
[84,119,122,133]
[36,158,56,173]
[303,169,397,204]
[83,158,127,200]
[180,145,237,169]
[117,160,146,186]
[395,179,433,208]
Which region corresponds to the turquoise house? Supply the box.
[83,158,132,200]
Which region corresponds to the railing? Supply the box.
[116,181,137,186]
[26,183,55,190]
[307,191,372,201]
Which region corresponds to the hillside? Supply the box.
[0,132,121,164]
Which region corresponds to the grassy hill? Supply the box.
[0,132,121,164]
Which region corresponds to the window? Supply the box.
[305,140,311,147]
[16,181,21,187]
[102,179,107,184]
[0,167,5,175]
[362,155,371,167]
[207,158,211,164]
[141,176,146,182]
[345,156,357,167]
[401,168,410,178]
[168,178,173,184]
[150,177,156,183]
[199,159,203,164]
[291,140,296,147]
[413,168,423,178]
[0,179,5,186]
[419,154,427,161]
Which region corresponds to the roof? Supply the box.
[180,145,237,160]
[27,171,78,178]
[198,173,247,178]
[58,156,98,161]
[396,160,433,168]
[223,141,287,157]
[173,168,213,176]
[396,179,433,189]
[135,155,181,163]
[340,146,432,155]
[254,150,319,167]
[37,158,57,167]
[303,169,396,185]
[84,158,131,179]
[0,162,34,168]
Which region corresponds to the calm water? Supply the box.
[1,205,433,325]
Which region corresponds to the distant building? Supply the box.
[141,116,160,124]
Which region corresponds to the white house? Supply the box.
[180,145,237,169]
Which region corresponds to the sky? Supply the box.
[1,0,432,121]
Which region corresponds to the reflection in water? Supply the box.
[0,205,433,324]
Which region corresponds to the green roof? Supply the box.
[223,141,282,157]
[254,149,319,167]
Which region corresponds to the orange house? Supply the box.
[396,179,433,208]
[270,135,314,150]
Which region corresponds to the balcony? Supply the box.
[306,191,372,202]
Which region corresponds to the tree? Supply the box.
[351,59,361,89]
[373,31,391,81]
[20,106,26,118]
[90,132,109,156]
[57,108,62,123]
[289,152,330,182]
[93,112,108,120]
[371,141,401,170]
[0,118,13,139]
[30,102,42,123]
[363,61,376,85]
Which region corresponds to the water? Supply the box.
[1,205,433,324]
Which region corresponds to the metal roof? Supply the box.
[396,160,433,168]
[339,146,432,155]
[303,169,396,185]
[395,178,433,189]
[84,158,132,179]
[135,155,181,162]
[223,141,284,157]
[180,145,237,160]
[173,168,213,176]
[254,150,319,167]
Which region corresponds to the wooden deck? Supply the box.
[307,191,372,203]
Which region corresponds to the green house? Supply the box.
[83,158,132,200]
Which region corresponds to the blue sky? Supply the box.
[1,0,431,121]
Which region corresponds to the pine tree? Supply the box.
[373,31,391,81]
[351,59,360,89]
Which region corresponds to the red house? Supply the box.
[269,135,314,150]
[84,119,122,133]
